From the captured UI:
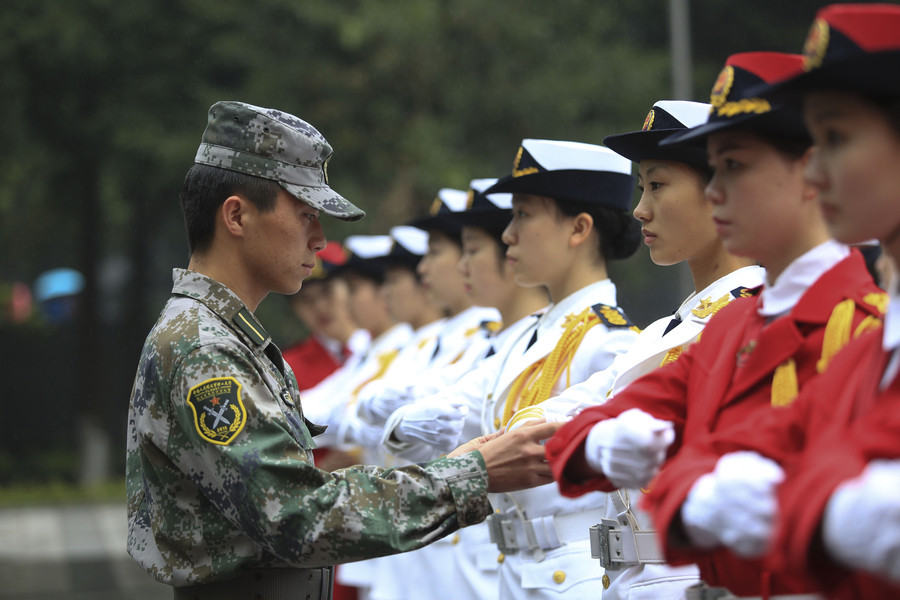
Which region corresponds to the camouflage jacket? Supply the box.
[126,269,491,586]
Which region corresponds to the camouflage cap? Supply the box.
[194,101,365,221]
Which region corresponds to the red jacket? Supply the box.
[649,330,900,599]
[283,335,344,391]
[545,251,884,595]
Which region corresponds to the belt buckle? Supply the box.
[589,519,630,570]
[487,514,518,554]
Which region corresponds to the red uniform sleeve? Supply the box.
[546,339,696,497]
[771,381,900,594]
[642,389,816,565]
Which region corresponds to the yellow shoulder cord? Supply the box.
[771,358,799,407]
[503,308,600,427]
[659,345,684,367]
[817,299,856,374]
[351,348,401,401]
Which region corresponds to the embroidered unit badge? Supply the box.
[186,377,247,445]
[691,294,731,319]
[803,18,829,71]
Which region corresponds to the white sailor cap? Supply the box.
[485,139,634,210]
[603,100,711,171]
[409,187,469,239]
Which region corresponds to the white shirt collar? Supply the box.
[759,240,850,317]
[539,279,617,330]
[883,274,900,351]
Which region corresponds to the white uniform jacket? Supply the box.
[485,280,639,599]
[520,265,767,425]
[588,266,765,600]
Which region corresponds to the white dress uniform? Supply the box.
[529,265,765,600]
[372,311,543,600]
[483,279,639,600]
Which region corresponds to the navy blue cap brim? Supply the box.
[660,106,810,147]
[406,217,462,243]
[484,170,634,211]
[603,129,709,173]
[748,50,900,104]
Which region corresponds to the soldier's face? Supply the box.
[459,225,512,309]
[383,266,432,324]
[705,130,812,268]
[502,194,574,296]
[244,190,327,296]
[804,90,900,252]
[417,231,468,313]
[634,159,718,267]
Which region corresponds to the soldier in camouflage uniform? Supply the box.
[125,101,559,600]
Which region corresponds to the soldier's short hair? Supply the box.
[179,163,281,255]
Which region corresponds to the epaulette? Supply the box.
[861,291,888,315]
[591,303,637,330]
[480,320,502,334]
[233,307,270,346]
[731,285,762,299]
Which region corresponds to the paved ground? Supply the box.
[0,504,169,599]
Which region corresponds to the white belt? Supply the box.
[487,509,604,558]
[589,518,664,569]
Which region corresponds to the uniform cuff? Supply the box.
[426,451,492,527]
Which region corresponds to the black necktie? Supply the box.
[663,315,682,336]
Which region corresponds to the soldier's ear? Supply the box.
[220,195,248,238]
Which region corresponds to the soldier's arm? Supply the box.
[167,342,550,568]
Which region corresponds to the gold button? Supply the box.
[494,418,501,429]
[552,570,566,584]
[602,574,610,589]
[452,534,460,545]
[497,553,505,564]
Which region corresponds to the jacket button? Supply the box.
[497,553,505,563]
[553,570,566,584]
[451,534,460,545]
[602,574,610,589]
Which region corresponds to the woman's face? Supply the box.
[416,230,468,312]
[705,130,809,264]
[634,159,718,266]
[501,194,574,289]
[343,273,390,332]
[382,266,431,324]
[292,278,354,339]
[804,90,900,247]
[459,225,511,308]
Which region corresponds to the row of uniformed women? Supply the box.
[302,4,898,599]
[549,4,900,600]
[315,89,765,600]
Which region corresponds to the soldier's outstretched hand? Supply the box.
[449,421,562,493]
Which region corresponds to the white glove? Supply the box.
[342,417,384,448]
[681,451,784,557]
[823,460,900,582]
[393,398,469,453]
[584,408,675,489]
[357,380,413,425]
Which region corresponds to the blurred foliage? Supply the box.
[0,479,125,508]
[0,0,847,483]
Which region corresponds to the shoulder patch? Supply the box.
[862,291,888,315]
[591,303,637,330]
[185,377,247,445]
[731,285,761,299]
[233,308,269,346]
